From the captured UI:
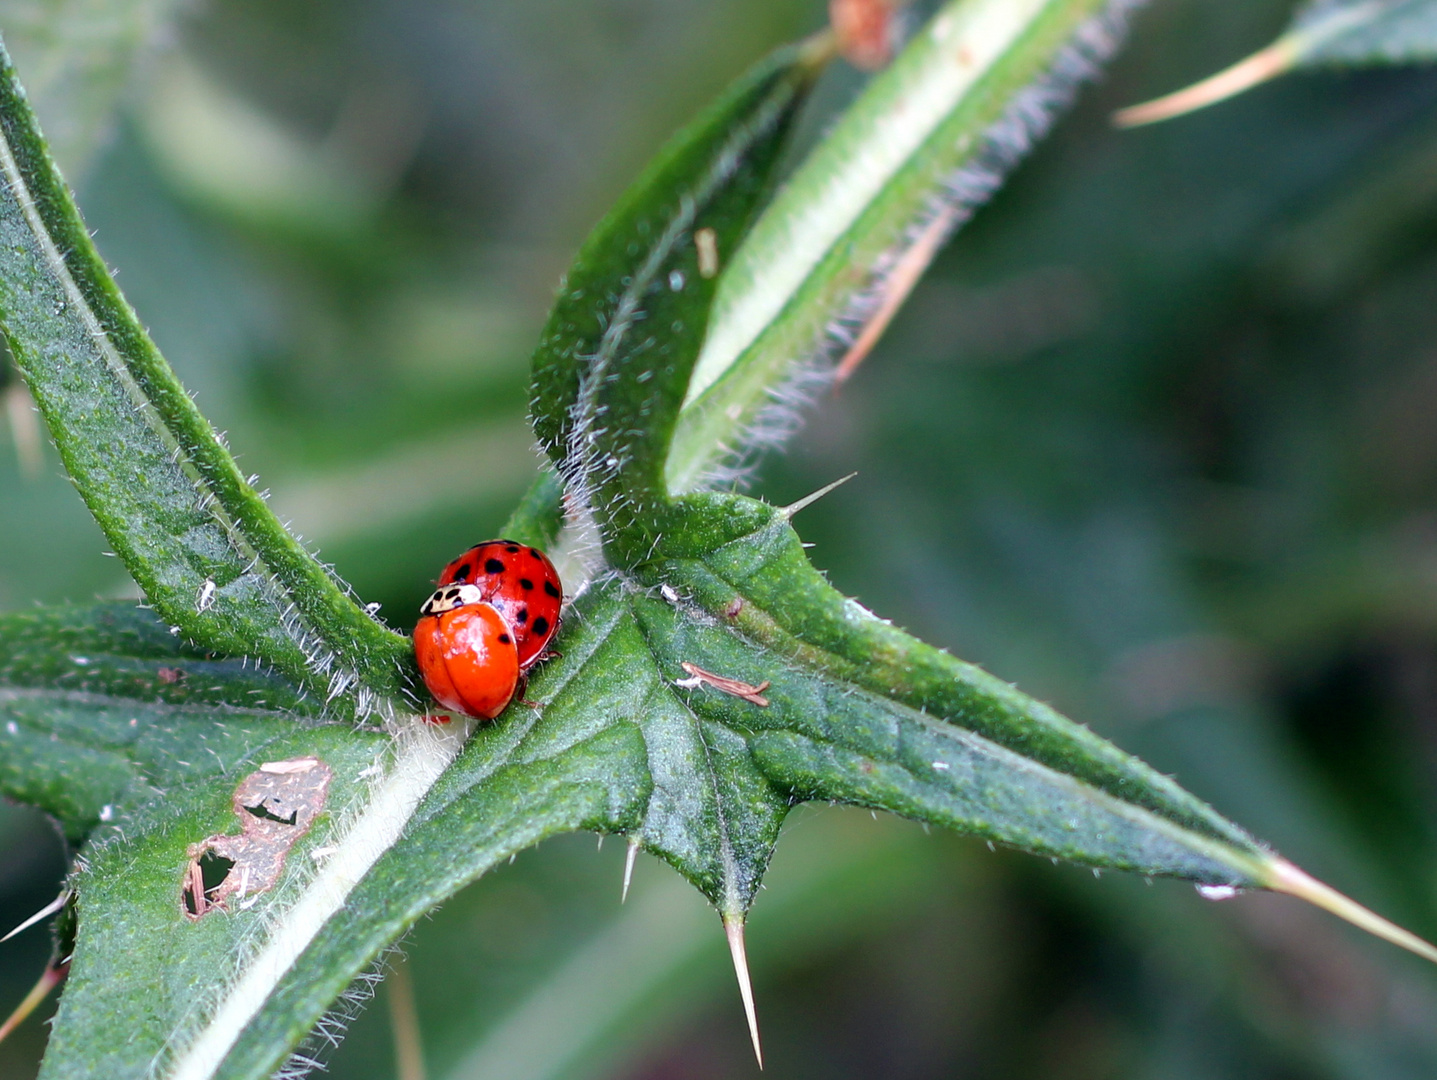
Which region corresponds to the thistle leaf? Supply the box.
[0,38,413,718]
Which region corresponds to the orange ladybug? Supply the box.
[413,594,520,720]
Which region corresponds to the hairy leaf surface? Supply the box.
[0,40,412,718]
[4,2,1435,1079]
[0,603,326,839]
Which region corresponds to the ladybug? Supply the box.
[414,540,564,720]
[413,593,520,720]
[435,539,563,672]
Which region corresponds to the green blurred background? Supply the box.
[6,0,1437,1076]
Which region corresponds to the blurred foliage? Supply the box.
[1296,0,1437,66]
[5,0,1437,1077]
[0,0,187,177]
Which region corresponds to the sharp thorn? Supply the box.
[386,955,426,1080]
[621,839,639,904]
[1111,38,1294,128]
[781,473,857,519]
[1,891,68,943]
[1266,857,1437,964]
[833,205,958,385]
[0,958,68,1045]
[724,915,763,1069]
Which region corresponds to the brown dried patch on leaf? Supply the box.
[182,757,333,919]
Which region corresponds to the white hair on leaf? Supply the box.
[691,0,1141,493]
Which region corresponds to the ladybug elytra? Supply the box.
[435,540,563,670]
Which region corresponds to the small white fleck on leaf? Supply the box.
[1197,884,1240,901]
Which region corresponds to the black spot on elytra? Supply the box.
[543,580,561,598]
[505,544,520,553]
[531,616,549,636]
[520,578,534,591]
[452,563,471,581]
[530,548,543,559]
[498,633,511,645]
[485,559,505,574]
[515,608,528,625]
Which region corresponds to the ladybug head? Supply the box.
[419,582,485,617]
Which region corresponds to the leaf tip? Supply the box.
[723,914,764,1069]
[1265,857,1437,965]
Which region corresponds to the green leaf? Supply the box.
[669,0,1131,492]
[31,566,1267,1079]
[16,35,830,1080]
[9,2,1437,1077]
[44,724,396,1080]
[23,595,649,1080]
[534,0,1437,971]
[617,504,1271,915]
[531,39,825,564]
[0,602,324,839]
[533,0,1277,918]
[1114,0,1437,127]
[159,498,1437,1079]
[0,38,413,718]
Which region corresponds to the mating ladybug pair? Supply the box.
[413,540,562,719]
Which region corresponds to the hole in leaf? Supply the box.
[182,851,235,917]
[243,800,298,826]
[180,756,334,919]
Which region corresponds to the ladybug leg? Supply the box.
[515,675,541,709]
[533,619,565,665]
[539,617,564,663]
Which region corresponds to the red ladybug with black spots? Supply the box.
[435,540,563,670]
[413,540,563,720]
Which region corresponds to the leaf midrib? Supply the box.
[407,590,634,830]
